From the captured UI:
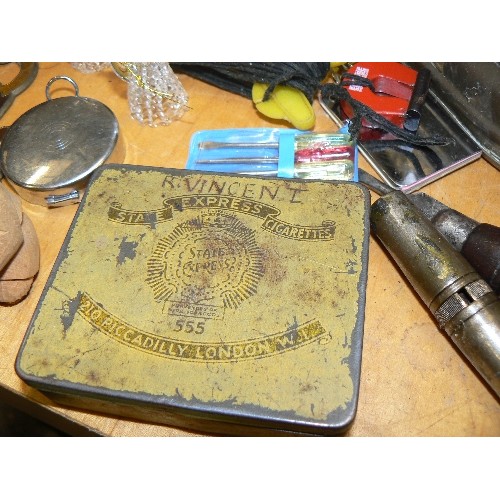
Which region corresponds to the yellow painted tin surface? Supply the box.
[16,165,370,435]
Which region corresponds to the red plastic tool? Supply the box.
[340,62,419,129]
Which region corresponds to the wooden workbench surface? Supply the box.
[0,62,498,437]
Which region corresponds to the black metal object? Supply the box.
[404,68,431,132]
[407,62,500,170]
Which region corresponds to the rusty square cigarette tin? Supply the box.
[16,164,370,436]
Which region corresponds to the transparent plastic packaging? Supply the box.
[186,127,357,181]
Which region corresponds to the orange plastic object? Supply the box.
[340,62,418,128]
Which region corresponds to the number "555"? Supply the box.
[173,319,205,335]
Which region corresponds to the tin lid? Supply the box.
[0,76,119,206]
[15,165,371,436]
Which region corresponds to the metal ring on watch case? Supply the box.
[45,75,80,100]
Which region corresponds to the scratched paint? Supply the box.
[116,237,139,265]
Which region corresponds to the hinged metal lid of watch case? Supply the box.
[16,165,370,436]
[0,76,122,207]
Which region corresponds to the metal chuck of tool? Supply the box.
[359,170,500,294]
[360,169,500,398]
[410,193,500,295]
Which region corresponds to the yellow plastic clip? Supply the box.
[251,82,316,130]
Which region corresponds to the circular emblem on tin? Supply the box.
[146,211,264,311]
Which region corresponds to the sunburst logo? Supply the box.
[146,210,264,311]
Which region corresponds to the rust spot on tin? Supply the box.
[299,382,316,393]
[87,370,101,384]
[259,245,286,285]
[296,285,322,305]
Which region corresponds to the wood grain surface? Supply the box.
[0,62,498,436]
